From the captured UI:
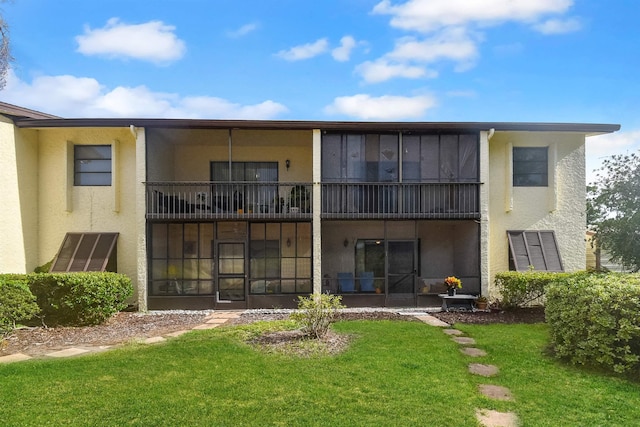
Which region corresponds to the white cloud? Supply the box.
[331,36,357,62]
[0,70,288,119]
[387,28,479,70]
[324,94,436,120]
[356,59,435,83]
[372,0,574,32]
[586,130,640,183]
[76,18,186,64]
[276,38,329,61]
[226,23,259,38]
[533,18,582,34]
[363,0,578,83]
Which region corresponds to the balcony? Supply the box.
[321,182,480,219]
[146,182,312,220]
[145,182,480,220]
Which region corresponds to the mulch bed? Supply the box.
[1,308,545,357]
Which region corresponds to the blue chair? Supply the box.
[338,272,355,292]
[359,271,375,292]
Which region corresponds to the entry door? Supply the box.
[387,241,416,301]
[216,242,246,306]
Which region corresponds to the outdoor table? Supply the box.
[438,294,477,312]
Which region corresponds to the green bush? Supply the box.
[0,277,40,336]
[494,271,590,308]
[546,273,640,376]
[290,293,345,339]
[27,272,133,326]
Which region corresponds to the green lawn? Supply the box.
[1,320,638,426]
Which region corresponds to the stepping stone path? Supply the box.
[0,310,240,364]
[414,313,519,427]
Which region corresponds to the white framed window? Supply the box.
[74,145,112,186]
[513,147,548,187]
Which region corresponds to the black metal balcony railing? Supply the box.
[321,182,480,219]
[145,182,480,220]
[145,182,312,220]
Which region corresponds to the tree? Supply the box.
[0,1,11,90]
[587,151,640,271]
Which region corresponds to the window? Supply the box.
[402,134,478,183]
[507,230,563,271]
[249,222,311,294]
[50,233,118,272]
[149,223,215,295]
[74,145,112,186]
[513,147,548,187]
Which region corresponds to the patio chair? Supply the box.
[338,272,355,293]
[359,271,375,292]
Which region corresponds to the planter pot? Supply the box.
[447,288,456,296]
[476,302,487,310]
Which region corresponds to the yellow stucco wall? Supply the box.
[36,128,139,289]
[488,131,586,293]
[0,119,39,273]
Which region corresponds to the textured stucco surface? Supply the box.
[36,128,138,288]
[488,131,586,293]
[0,119,39,273]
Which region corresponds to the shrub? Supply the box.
[546,273,640,376]
[0,277,40,336]
[494,271,589,308]
[28,272,133,326]
[290,293,345,339]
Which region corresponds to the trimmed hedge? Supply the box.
[27,273,133,326]
[0,277,40,336]
[494,271,587,308]
[546,274,640,376]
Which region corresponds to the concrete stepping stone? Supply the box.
[460,347,487,357]
[165,330,189,338]
[475,409,519,427]
[469,363,499,377]
[443,328,463,336]
[192,323,221,330]
[143,336,166,344]
[414,314,450,327]
[47,348,90,358]
[479,384,514,401]
[206,318,229,324]
[0,353,32,363]
[452,336,476,345]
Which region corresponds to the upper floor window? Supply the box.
[513,147,548,187]
[322,133,399,182]
[402,134,478,182]
[74,145,112,186]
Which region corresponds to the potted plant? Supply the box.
[475,295,488,310]
[289,185,310,213]
[444,276,462,296]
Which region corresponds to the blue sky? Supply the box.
[1,0,638,180]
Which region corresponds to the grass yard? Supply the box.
[1,320,639,426]
[459,323,640,426]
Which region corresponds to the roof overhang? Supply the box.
[11,117,621,135]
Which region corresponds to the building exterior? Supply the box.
[0,102,620,310]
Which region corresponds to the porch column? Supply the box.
[134,126,148,311]
[312,129,322,294]
[479,129,492,298]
